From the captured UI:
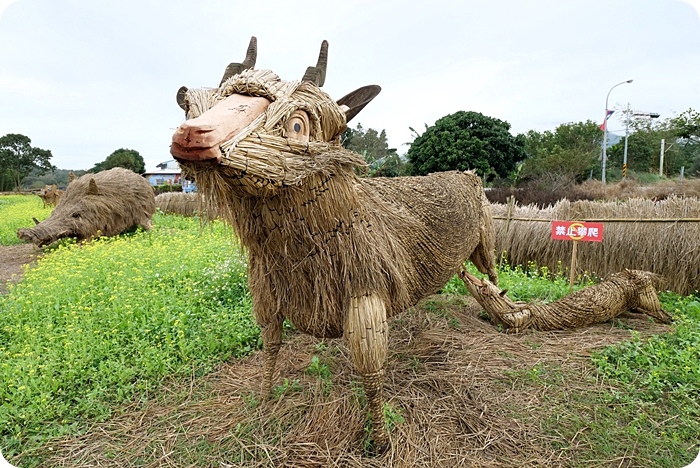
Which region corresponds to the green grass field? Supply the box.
[1,194,698,467]
[0,195,53,246]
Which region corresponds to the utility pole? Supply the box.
[623,103,630,178]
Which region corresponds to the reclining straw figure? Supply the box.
[170,37,498,449]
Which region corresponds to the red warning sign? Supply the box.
[551,221,604,242]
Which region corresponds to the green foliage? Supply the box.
[671,108,700,143]
[0,214,258,457]
[593,294,700,401]
[442,260,591,303]
[670,108,700,176]
[0,134,56,192]
[520,121,602,187]
[90,148,146,174]
[0,195,53,246]
[305,355,332,380]
[306,355,333,395]
[607,113,678,177]
[407,111,525,180]
[382,402,405,432]
[153,183,183,195]
[22,168,85,190]
[272,378,303,399]
[342,123,407,177]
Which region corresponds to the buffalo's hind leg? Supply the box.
[344,294,390,452]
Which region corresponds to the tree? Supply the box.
[520,121,602,188]
[90,148,146,174]
[23,168,86,190]
[342,123,407,177]
[0,133,55,191]
[607,111,696,178]
[670,108,700,176]
[671,108,700,143]
[406,111,525,180]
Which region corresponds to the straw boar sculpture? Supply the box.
[170,37,498,449]
[18,168,156,247]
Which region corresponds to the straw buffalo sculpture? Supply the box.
[18,168,156,247]
[37,184,63,207]
[170,37,498,449]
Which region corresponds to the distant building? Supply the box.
[142,160,196,192]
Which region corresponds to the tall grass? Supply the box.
[491,196,700,295]
[0,214,258,457]
[0,195,53,246]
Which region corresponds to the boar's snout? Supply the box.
[17,228,40,245]
[17,225,71,247]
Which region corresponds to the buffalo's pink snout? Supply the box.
[171,93,271,162]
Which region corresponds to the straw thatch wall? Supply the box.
[155,192,219,219]
[492,196,700,295]
[155,192,198,216]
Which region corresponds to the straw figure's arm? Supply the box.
[460,269,672,333]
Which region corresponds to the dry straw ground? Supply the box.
[492,196,700,295]
[34,296,670,468]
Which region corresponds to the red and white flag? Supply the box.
[599,109,615,131]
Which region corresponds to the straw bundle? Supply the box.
[155,192,212,217]
[492,196,700,294]
[460,269,672,333]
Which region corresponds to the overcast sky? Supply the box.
[1,0,699,171]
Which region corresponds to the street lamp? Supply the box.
[601,79,633,184]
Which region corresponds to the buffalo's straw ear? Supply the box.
[176,86,188,112]
[87,178,99,196]
[336,85,382,123]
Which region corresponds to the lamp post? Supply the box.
[601,79,633,184]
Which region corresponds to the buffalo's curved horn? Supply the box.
[301,40,328,87]
[219,36,258,86]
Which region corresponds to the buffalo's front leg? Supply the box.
[258,313,284,396]
[344,294,389,451]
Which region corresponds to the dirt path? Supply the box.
[0,243,41,294]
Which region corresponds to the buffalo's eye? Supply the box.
[285,110,310,143]
[71,212,80,219]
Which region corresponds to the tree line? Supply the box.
[2,107,699,191]
[343,107,700,189]
[0,134,145,191]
